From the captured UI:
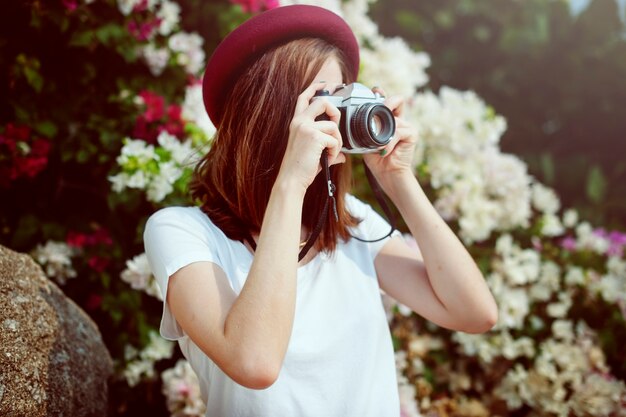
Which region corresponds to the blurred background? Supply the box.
[369,0,626,230]
[1,0,625,416]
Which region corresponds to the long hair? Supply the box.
[189,37,360,253]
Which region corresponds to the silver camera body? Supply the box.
[312,82,396,154]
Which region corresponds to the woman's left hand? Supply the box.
[362,87,419,190]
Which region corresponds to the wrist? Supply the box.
[378,169,417,200]
[273,174,307,200]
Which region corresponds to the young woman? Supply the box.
[144,5,498,416]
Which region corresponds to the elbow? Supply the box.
[462,304,499,334]
[234,358,281,390]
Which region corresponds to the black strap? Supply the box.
[243,151,397,261]
[244,151,333,262]
[350,161,397,243]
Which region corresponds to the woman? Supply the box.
[144,4,498,416]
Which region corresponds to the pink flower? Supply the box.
[139,91,165,121]
[559,235,577,251]
[88,255,110,272]
[62,0,78,11]
[127,19,161,42]
[85,294,103,310]
[0,123,51,186]
[67,231,88,248]
[230,0,279,13]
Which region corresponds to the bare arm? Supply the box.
[364,89,498,334]
[375,174,498,334]
[168,178,305,389]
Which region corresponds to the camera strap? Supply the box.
[243,150,398,262]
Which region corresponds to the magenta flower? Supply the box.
[230,0,279,13]
[559,235,577,251]
[62,0,78,12]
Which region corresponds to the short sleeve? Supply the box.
[345,194,402,259]
[143,207,223,341]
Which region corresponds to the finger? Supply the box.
[372,86,387,98]
[302,97,341,124]
[294,81,328,115]
[384,96,405,117]
[316,131,343,162]
[379,131,403,158]
[312,120,341,143]
[311,120,342,161]
[329,152,346,166]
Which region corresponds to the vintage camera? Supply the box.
[312,83,396,154]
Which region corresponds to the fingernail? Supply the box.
[380,149,387,156]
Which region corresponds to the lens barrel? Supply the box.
[350,103,395,149]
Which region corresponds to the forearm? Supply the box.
[224,175,304,375]
[384,172,498,330]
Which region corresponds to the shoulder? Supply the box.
[146,205,205,224]
[144,206,220,242]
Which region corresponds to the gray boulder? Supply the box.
[0,244,113,416]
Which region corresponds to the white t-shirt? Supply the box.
[143,194,402,417]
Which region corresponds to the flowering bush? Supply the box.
[1,0,624,415]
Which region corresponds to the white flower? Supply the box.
[574,221,610,254]
[497,288,530,329]
[158,131,196,165]
[117,139,157,166]
[141,44,170,77]
[564,266,586,287]
[591,273,625,305]
[569,374,626,416]
[121,253,162,300]
[398,383,421,417]
[562,208,578,228]
[127,170,150,189]
[540,213,565,237]
[547,292,573,318]
[342,0,380,42]
[117,0,142,15]
[110,136,199,202]
[494,364,528,409]
[182,83,216,139]
[123,330,175,387]
[551,320,574,342]
[531,182,561,214]
[359,36,430,95]
[162,360,206,417]
[157,0,181,36]
[168,32,205,75]
[31,241,77,285]
[529,261,561,302]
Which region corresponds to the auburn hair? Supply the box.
[190,38,360,253]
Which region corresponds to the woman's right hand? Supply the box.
[277,81,346,192]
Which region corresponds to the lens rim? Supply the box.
[350,103,395,148]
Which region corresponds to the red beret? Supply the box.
[202,4,360,128]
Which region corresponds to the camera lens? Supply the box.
[351,103,395,148]
[370,114,383,136]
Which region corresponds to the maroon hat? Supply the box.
[202,4,360,128]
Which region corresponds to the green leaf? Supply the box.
[34,121,58,138]
[69,30,95,47]
[95,23,126,46]
[23,67,43,93]
[539,152,555,184]
[586,165,607,204]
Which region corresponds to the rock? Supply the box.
[0,244,113,416]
